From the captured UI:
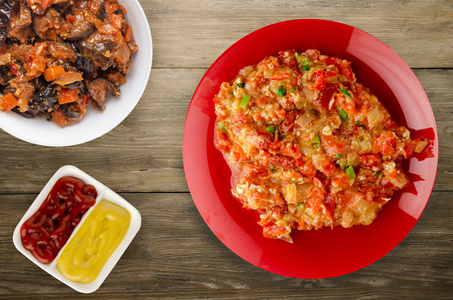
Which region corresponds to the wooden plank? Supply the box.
[142,0,453,69]
[1,69,452,193]
[1,191,451,298]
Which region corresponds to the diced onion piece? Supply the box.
[414,140,429,153]
[54,71,83,86]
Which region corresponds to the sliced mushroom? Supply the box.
[0,0,13,47]
[75,55,97,79]
[64,0,105,41]
[75,31,116,70]
[29,83,58,113]
[33,7,65,41]
[88,78,119,111]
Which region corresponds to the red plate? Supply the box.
[183,19,438,279]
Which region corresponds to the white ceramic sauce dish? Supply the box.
[13,165,142,293]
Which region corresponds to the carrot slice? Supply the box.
[44,66,65,82]
[1,93,17,111]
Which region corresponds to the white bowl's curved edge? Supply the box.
[0,0,153,147]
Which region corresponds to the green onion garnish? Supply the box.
[340,87,351,97]
[270,167,278,172]
[239,94,250,109]
[294,53,304,64]
[345,166,356,181]
[336,154,342,159]
[312,135,320,149]
[279,133,288,140]
[237,82,245,88]
[339,107,349,121]
[374,171,382,177]
[277,86,287,97]
[289,86,298,93]
[303,65,310,71]
[266,126,275,133]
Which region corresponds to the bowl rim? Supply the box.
[0,0,153,147]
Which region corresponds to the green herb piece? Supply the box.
[279,133,288,140]
[270,167,278,172]
[277,86,287,97]
[336,154,342,159]
[237,82,245,88]
[291,179,297,184]
[294,53,304,64]
[303,65,311,71]
[296,203,306,209]
[340,87,351,97]
[345,166,356,181]
[266,126,275,133]
[239,94,250,109]
[217,121,226,131]
[374,171,382,177]
[356,121,364,127]
[312,134,320,149]
[339,107,349,121]
[289,86,298,93]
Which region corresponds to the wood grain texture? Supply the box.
[145,0,453,69]
[1,192,452,299]
[0,0,452,298]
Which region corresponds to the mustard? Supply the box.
[57,199,131,284]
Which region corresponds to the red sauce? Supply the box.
[20,176,97,264]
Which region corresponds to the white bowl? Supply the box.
[0,0,152,147]
[12,165,142,293]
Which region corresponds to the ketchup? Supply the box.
[20,176,97,264]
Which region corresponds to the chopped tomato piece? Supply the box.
[271,71,290,81]
[124,24,133,42]
[322,133,347,155]
[215,130,231,152]
[373,131,396,157]
[10,63,17,75]
[306,177,326,211]
[57,88,79,105]
[40,0,52,10]
[313,70,326,90]
[51,110,67,127]
[299,159,317,177]
[263,225,287,239]
[358,154,382,170]
[341,62,354,81]
[384,118,397,129]
[66,14,76,23]
[313,84,335,111]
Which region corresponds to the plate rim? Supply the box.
[183,18,439,279]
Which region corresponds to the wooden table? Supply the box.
[1,0,452,298]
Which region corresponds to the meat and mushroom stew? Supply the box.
[0,0,138,126]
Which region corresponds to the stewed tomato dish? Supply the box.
[213,49,428,243]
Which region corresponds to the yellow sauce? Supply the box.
[57,199,131,283]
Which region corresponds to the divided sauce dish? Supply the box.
[13,165,141,293]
